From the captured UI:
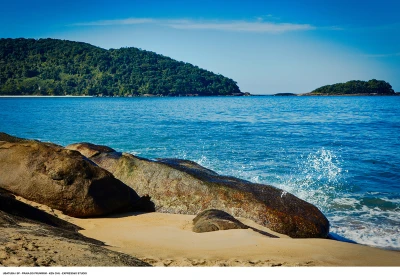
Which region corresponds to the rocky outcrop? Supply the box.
[192,209,248,233]
[0,188,150,267]
[0,188,78,231]
[63,142,116,158]
[66,143,330,238]
[0,133,144,218]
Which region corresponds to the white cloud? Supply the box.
[364,52,400,58]
[72,18,315,33]
[165,20,315,33]
[72,18,154,26]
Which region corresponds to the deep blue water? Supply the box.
[1,96,399,250]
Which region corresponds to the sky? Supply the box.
[1,0,400,94]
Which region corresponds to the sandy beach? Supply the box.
[72,213,400,267]
[0,95,93,98]
[12,196,400,267]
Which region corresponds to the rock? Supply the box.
[193,209,248,233]
[0,132,27,143]
[63,142,116,158]
[274,93,297,96]
[0,187,94,242]
[0,188,150,267]
[0,133,144,218]
[67,143,330,238]
[0,188,78,231]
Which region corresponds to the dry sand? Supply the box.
[9,197,400,267]
[71,213,400,267]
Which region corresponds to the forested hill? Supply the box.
[0,38,241,96]
[309,79,396,95]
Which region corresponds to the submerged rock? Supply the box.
[67,142,330,238]
[0,133,143,218]
[193,209,248,233]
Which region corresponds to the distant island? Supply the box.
[303,79,398,96]
[0,38,243,97]
[273,93,297,96]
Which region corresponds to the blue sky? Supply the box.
[1,0,400,94]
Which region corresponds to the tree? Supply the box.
[0,38,241,96]
[311,79,395,95]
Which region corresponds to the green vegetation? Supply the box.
[0,38,241,96]
[311,79,395,95]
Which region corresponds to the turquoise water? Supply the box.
[1,96,399,250]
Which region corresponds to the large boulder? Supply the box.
[192,209,248,233]
[66,142,330,238]
[0,133,142,218]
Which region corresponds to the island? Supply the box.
[302,79,398,96]
[0,38,242,97]
[273,93,298,96]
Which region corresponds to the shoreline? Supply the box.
[1,93,399,98]
[0,95,93,98]
[71,213,400,266]
[12,196,400,267]
[298,93,400,96]
[0,94,250,98]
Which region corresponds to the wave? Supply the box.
[129,146,400,250]
[195,147,400,250]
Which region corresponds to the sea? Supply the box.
[0,96,399,250]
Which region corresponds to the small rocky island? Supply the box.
[273,93,298,96]
[303,79,398,96]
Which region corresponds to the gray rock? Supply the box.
[193,209,248,233]
[67,142,330,238]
